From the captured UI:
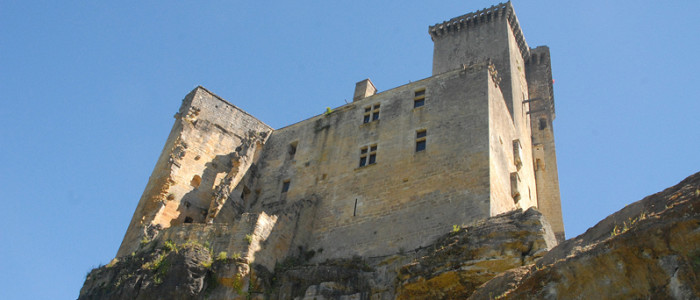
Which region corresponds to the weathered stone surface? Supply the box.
[395,208,556,299]
[80,243,212,300]
[470,171,700,300]
[115,2,564,266]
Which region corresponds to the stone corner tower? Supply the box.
[429,1,564,241]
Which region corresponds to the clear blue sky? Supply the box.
[1,1,698,299]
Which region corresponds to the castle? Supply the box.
[116,2,564,271]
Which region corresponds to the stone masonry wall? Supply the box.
[116,87,273,257]
[489,20,538,216]
[246,66,494,261]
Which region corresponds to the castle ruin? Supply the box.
[115,1,564,273]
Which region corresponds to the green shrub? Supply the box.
[163,240,178,252]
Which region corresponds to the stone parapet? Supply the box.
[429,1,530,60]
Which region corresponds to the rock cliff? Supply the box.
[80,171,700,299]
[470,171,700,299]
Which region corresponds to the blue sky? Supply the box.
[1,1,698,299]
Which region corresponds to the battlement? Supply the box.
[429,1,529,60]
[525,46,555,118]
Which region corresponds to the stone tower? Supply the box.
[430,2,564,240]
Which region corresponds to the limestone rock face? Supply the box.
[470,171,700,300]
[79,244,211,300]
[79,171,700,299]
[395,208,557,299]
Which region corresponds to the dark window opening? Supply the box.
[241,186,251,200]
[359,144,378,167]
[414,98,425,108]
[539,118,547,130]
[414,88,426,108]
[359,156,367,167]
[184,216,193,223]
[288,142,298,159]
[281,180,291,193]
[416,140,426,152]
[416,129,427,152]
[363,104,381,123]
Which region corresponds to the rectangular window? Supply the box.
[414,88,426,108]
[281,180,291,193]
[359,144,378,167]
[363,103,380,123]
[415,129,427,152]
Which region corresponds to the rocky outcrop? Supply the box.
[470,171,700,299]
[79,207,556,300]
[80,242,211,300]
[395,208,557,299]
[80,171,700,299]
[267,208,556,300]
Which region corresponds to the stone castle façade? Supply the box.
[116,2,564,273]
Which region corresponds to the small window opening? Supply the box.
[368,153,377,164]
[363,104,381,123]
[359,144,378,167]
[190,175,202,188]
[416,129,427,152]
[281,180,291,193]
[288,141,298,159]
[241,186,251,200]
[414,88,426,108]
[539,118,547,130]
[184,216,194,223]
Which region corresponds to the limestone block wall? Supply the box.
[116,87,272,258]
[488,65,537,216]
[247,67,493,261]
[431,2,529,120]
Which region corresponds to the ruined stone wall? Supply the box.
[526,46,564,241]
[116,87,273,258]
[247,67,493,261]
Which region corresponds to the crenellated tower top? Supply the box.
[429,2,530,60]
